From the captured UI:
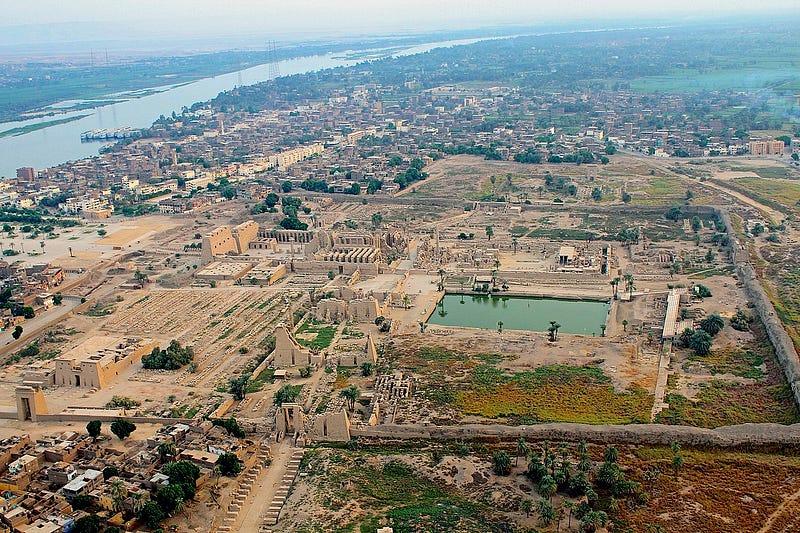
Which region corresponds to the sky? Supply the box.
[2,0,798,49]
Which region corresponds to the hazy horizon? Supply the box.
[3,0,799,54]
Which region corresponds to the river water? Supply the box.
[0,38,487,178]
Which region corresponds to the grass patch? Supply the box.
[455,363,652,424]
[686,347,764,379]
[660,319,800,427]
[83,302,115,317]
[528,227,600,240]
[658,382,799,427]
[296,318,338,350]
[246,367,276,393]
[308,453,503,533]
[403,343,652,424]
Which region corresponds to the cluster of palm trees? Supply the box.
[610,273,635,300]
[509,439,658,532]
[547,321,561,342]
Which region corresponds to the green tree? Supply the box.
[689,329,713,356]
[520,497,533,517]
[110,418,136,440]
[216,453,243,477]
[157,441,178,462]
[485,225,494,241]
[691,216,702,232]
[547,321,561,342]
[86,420,102,441]
[229,373,251,401]
[281,181,292,193]
[72,514,104,533]
[163,460,201,488]
[679,327,694,347]
[536,498,556,527]
[580,510,609,532]
[360,362,373,377]
[12,325,22,340]
[138,501,164,529]
[603,446,619,463]
[624,273,635,298]
[591,187,603,201]
[516,438,529,466]
[211,417,246,438]
[493,450,512,475]
[371,212,383,229]
[156,483,185,515]
[538,474,557,501]
[274,384,301,406]
[700,314,724,336]
[339,385,360,411]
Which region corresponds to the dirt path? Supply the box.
[234,439,295,532]
[756,486,800,533]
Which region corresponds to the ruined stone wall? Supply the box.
[737,262,800,404]
[353,422,800,447]
[714,205,800,408]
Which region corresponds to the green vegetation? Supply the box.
[274,384,303,406]
[403,346,651,424]
[142,340,194,370]
[105,396,141,409]
[110,418,136,440]
[216,453,243,476]
[306,454,499,533]
[0,114,91,139]
[295,319,338,350]
[660,321,800,427]
[211,417,246,438]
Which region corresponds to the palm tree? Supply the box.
[497,321,504,334]
[109,479,127,512]
[339,385,360,411]
[604,446,619,463]
[579,510,608,532]
[578,452,591,473]
[512,237,518,254]
[402,294,410,309]
[459,280,465,303]
[130,490,148,514]
[516,438,529,466]
[600,324,606,337]
[538,475,557,502]
[158,441,177,463]
[437,269,446,291]
[536,498,556,527]
[562,501,576,529]
[624,273,635,298]
[576,440,587,455]
[700,313,724,336]
[520,497,533,518]
[622,319,628,331]
[610,277,620,299]
[548,321,561,341]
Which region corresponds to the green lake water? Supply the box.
[426,294,610,335]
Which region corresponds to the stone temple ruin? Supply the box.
[337,334,379,367]
[271,326,323,369]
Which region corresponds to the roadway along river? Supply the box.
[0,38,486,178]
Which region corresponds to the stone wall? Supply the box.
[716,205,800,408]
[353,421,800,448]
